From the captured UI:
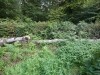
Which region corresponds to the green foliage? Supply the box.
[0,47,6,71]
[0,0,100,22]
[76,21,91,38]
[79,45,100,75]
[59,21,76,38]
[47,0,100,23]
[48,7,65,21]
[55,41,99,66]
[0,19,27,37]
[0,0,20,19]
[0,47,6,57]
[0,18,100,39]
[4,46,59,75]
[32,21,76,39]
[0,19,15,37]
[0,59,5,71]
[89,19,100,38]
[0,41,37,72]
[22,0,47,21]
[1,40,99,75]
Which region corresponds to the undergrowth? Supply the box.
[0,19,100,39]
[0,40,99,75]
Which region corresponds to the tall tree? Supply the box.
[47,0,100,23]
[0,0,20,19]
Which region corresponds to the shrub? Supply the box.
[89,19,100,38]
[79,45,100,75]
[0,19,27,37]
[0,19,16,37]
[76,21,91,38]
[55,40,99,66]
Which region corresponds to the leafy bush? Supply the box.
[0,19,76,39]
[0,19,100,39]
[89,19,100,38]
[79,45,100,75]
[0,19,16,37]
[0,19,27,37]
[21,21,77,39]
[76,21,91,38]
[56,41,95,65]
[59,21,76,38]
[75,20,100,39]
[48,7,65,21]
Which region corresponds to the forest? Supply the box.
[0,0,100,75]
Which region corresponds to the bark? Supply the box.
[0,35,100,46]
[32,39,100,43]
[0,36,30,46]
[32,39,67,43]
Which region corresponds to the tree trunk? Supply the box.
[0,36,30,46]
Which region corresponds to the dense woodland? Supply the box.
[0,0,100,22]
[0,0,100,75]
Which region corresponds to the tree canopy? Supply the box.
[0,0,100,23]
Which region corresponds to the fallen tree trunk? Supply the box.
[0,36,30,46]
[32,39,67,43]
[0,36,100,46]
[32,39,100,43]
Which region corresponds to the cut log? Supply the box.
[0,36,30,46]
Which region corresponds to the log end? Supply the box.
[23,35,30,40]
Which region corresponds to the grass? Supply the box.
[0,40,100,75]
